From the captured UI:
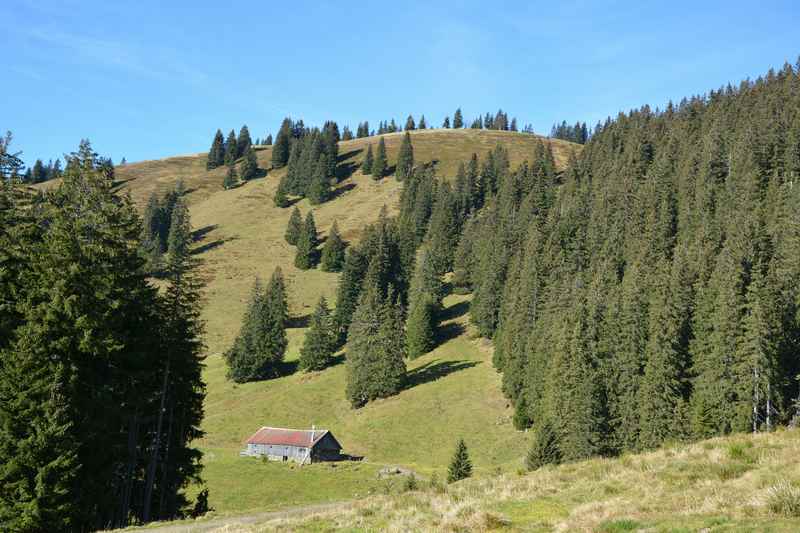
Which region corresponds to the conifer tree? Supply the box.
[265,133,273,145]
[224,129,238,166]
[223,165,238,189]
[362,144,374,175]
[547,306,605,462]
[442,116,451,128]
[166,197,192,267]
[341,125,353,141]
[240,145,259,181]
[206,129,225,169]
[446,439,472,483]
[332,248,369,344]
[225,276,287,382]
[273,181,289,207]
[237,125,252,158]
[294,211,318,269]
[266,266,289,327]
[453,108,463,128]
[525,419,561,470]
[285,207,303,245]
[405,115,416,131]
[320,221,346,272]
[418,115,427,129]
[637,258,692,449]
[405,248,443,359]
[140,192,164,271]
[299,296,335,371]
[307,155,331,205]
[345,282,406,408]
[372,137,387,179]
[271,118,291,168]
[396,131,414,181]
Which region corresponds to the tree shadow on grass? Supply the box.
[275,360,299,377]
[286,313,311,328]
[404,359,479,390]
[435,322,466,347]
[438,300,469,322]
[191,236,236,255]
[338,148,362,163]
[335,162,359,182]
[330,182,356,201]
[192,224,218,242]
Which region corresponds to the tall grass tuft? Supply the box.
[766,480,800,517]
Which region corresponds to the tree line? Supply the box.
[550,120,590,144]
[0,141,206,530]
[453,61,800,467]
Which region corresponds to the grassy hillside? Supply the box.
[37,129,576,209]
[129,428,800,531]
[47,129,576,517]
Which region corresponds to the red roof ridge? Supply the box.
[245,426,331,447]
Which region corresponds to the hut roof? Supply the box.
[245,427,337,448]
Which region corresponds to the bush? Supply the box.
[402,473,418,492]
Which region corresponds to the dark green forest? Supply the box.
[0,149,206,530]
[419,62,800,463]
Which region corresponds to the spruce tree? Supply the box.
[265,133,273,145]
[237,124,252,158]
[225,269,287,382]
[240,145,259,181]
[206,129,225,169]
[418,115,427,129]
[545,306,605,462]
[396,131,414,181]
[362,144,374,175]
[453,108,463,128]
[265,266,289,328]
[307,155,331,204]
[285,207,303,245]
[294,211,318,269]
[140,192,164,272]
[446,438,472,483]
[525,419,561,470]
[332,248,369,344]
[405,248,443,358]
[299,296,335,371]
[166,197,192,268]
[442,116,451,128]
[224,129,238,166]
[273,181,289,208]
[372,137,387,179]
[271,118,291,168]
[223,165,238,189]
[345,282,406,408]
[320,221,346,272]
[405,115,416,131]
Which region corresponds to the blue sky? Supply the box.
[2,0,798,166]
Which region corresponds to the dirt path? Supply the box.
[124,501,351,532]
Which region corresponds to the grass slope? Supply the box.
[45,129,577,518]
[188,429,800,532]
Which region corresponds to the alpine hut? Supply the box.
[243,426,342,464]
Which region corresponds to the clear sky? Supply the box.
[3,0,799,167]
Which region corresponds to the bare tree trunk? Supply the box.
[158,401,175,519]
[753,366,759,433]
[766,382,772,431]
[120,411,139,527]
[143,357,170,522]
